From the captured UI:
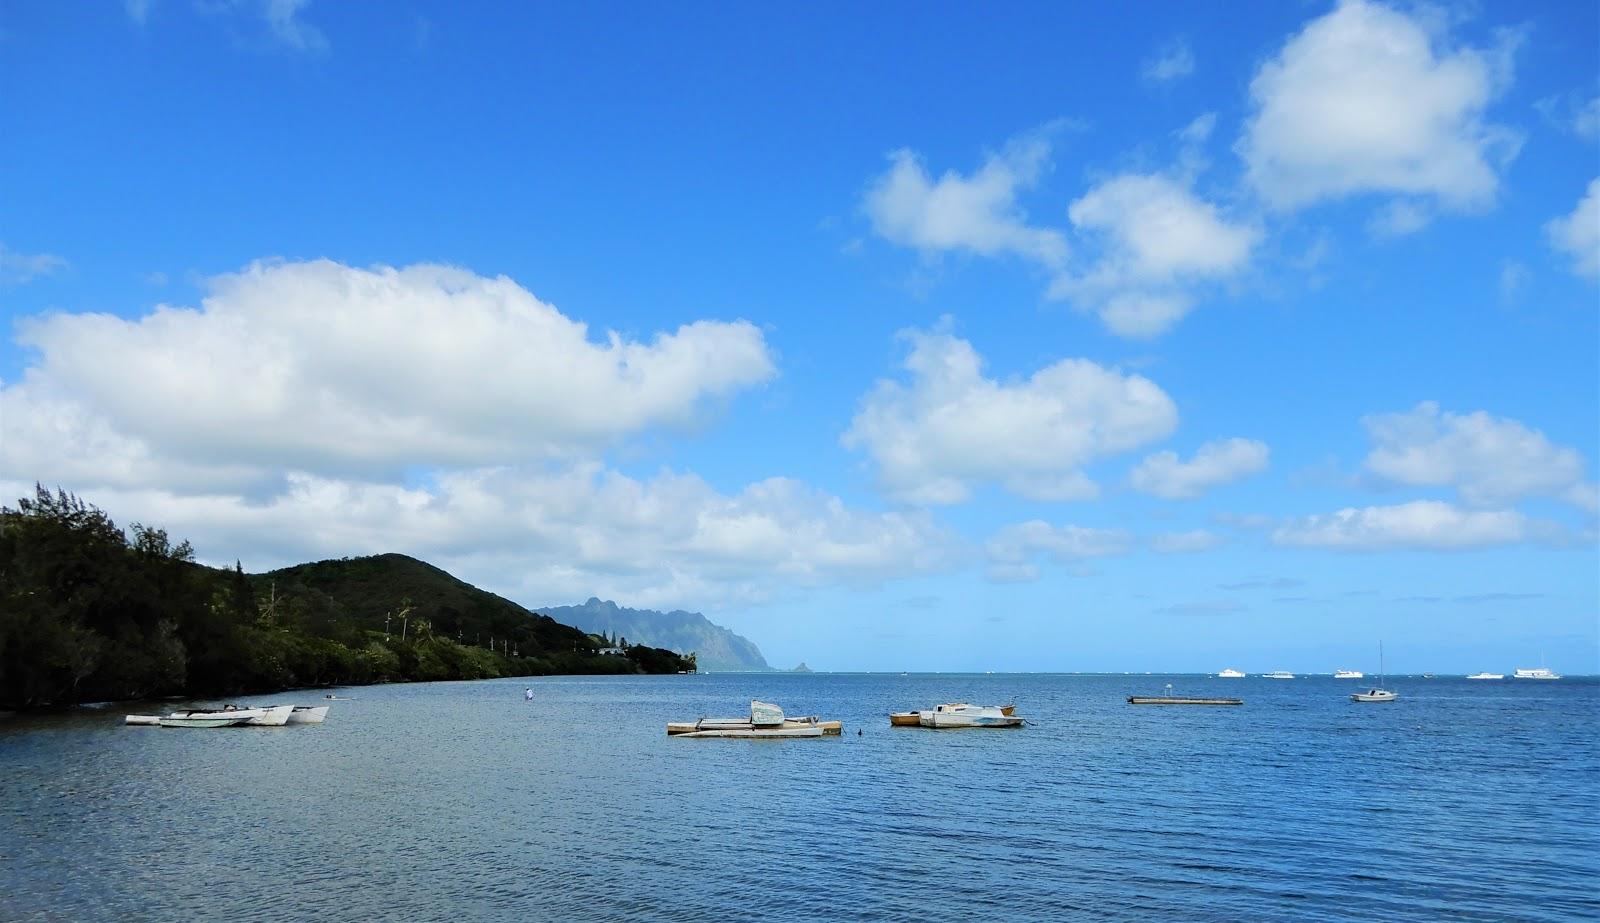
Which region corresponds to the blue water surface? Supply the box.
[2,673,1596,921]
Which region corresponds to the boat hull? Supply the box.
[124,715,161,726]
[286,706,329,724]
[243,705,295,726]
[1128,696,1242,706]
[1350,691,1398,702]
[158,715,246,728]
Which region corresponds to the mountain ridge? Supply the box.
[539,598,773,672]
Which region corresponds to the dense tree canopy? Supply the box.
[0,487,694,710]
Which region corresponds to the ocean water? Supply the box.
[1,672,1596,921]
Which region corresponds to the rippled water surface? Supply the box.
[2,673,1597,921]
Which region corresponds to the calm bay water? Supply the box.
[2,672,1596,921]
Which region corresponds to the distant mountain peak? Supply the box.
[541,600,773,672]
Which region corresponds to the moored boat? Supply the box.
[124,715,162,726]
[890,703,1015,726]
[668,700,841,738]
[158,714,248,728]
[916,703,1023,729]
[1350,643,1397,703]
[165,704,294,726]
[286,705,330,724]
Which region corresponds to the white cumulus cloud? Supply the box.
[0,466,957,611]
[1363,402,1595,511]
[2,259,776,491]
[1051,173,1258,337]
[843,329,1178,505]
[862,140,1068,270]
[1271,500,1533,551]
[1131,438,1270,499]
[1238,0,1521,214]
[1546,177,1599,279]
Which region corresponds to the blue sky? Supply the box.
[2,0,1596,673]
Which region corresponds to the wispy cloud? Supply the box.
[0,244,67,285]
[1142,37,1195,84]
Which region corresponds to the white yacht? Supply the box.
[1465,672,1503,680]
[1514,667,1561,680]
[1333,669,1363,679]
[1216,668,1246,678]
[1263,671,1294,679]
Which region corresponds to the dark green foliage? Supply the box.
[0,487,694,710]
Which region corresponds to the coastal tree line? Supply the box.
[0,487,693,710]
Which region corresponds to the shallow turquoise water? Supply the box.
[2,673,1596,921]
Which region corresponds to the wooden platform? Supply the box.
[1127,696,1242,706]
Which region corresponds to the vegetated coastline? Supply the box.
[0,487,694,712]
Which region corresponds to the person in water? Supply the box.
[524,688,533,701]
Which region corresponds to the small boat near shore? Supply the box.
[893,703,1023,729]
[127,703,321,727]
[168,704,295,726]
[158,714,248,728]
[668,700,840,738]
[889,703,1016,727]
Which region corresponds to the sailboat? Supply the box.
[1351,642,1397,703]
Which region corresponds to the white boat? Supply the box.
[915,703,1024,729]
[1465,672,1503,680]
[158,714,248,728]
[124,715,162,726]
[167,704,294,726]
[667,700,841,738]
[1217,668,1245,678]
[1263,671,1294,679]
[1333,669,1363,679]
[286,705,330,724]
[1351,642,1397,703]
[1514,667,1561,680]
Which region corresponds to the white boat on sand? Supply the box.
[668,701,841,738]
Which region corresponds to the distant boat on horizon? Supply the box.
[1466,672,1504,680]
[1514,667,1561,680]
[1263,671,1294,679]
[1333,669,1363,679]
[1216,668,1245,678]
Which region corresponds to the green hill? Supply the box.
[0,488,692,710]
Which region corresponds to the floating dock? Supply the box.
[1127,695,1242,706]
